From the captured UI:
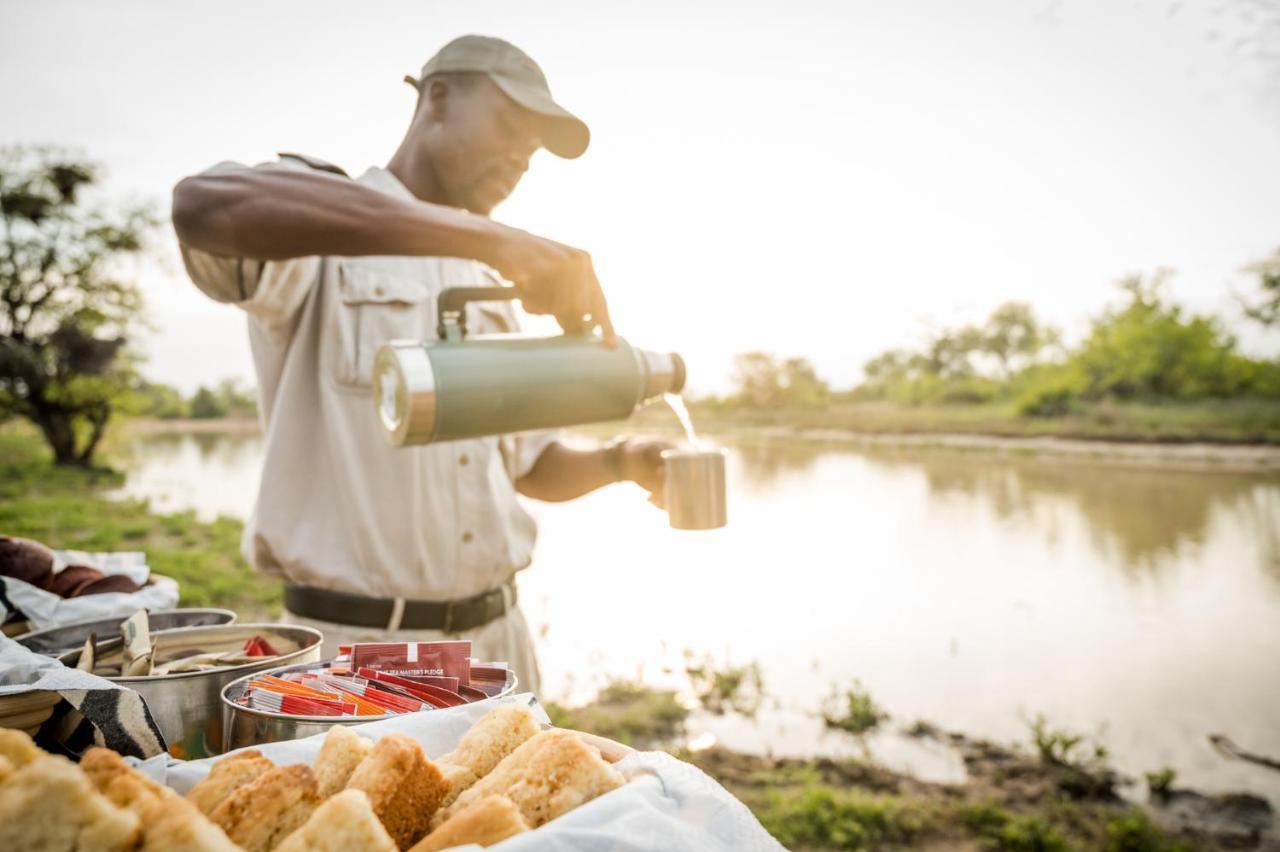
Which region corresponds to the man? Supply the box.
[171,35,669,694]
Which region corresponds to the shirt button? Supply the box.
[373,285,385,297]
[461,531,474,543]
[458,453,469,466]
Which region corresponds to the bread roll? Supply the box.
[274,788,397,852]
[187,748,274,815]
[442,730,624,828]
[410,794,530,852]
[209,763,320,852]
[312,725,372,798]
[345,734,446,849]
[0,535,54,586]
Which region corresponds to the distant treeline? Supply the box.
[131,378,257,420]
[713,261,1280,417]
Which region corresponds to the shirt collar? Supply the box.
[357,165,417,201]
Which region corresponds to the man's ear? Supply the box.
[426,78,450,115]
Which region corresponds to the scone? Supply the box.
[275,788,397,852]
[442,730,625,828]
[187,748,275,815]
[0,727,43,768]
[345,734,446,849]
[81,746,174,816]
[439,703,541,779]
[312,724,373,797]
[0,754,140,852]
[210,763,321,852]
[435,760,478,812]
[410,794,530,852]
[139,795,242,852]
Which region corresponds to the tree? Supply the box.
[189,386,226,419]
[0,146,154,465]
[1071,272,1253,399]
[1241,247,1280,328]
[981,302,1060,379]
[731,352,785,408]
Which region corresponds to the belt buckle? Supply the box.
[441,599,455,635]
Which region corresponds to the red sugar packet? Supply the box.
[358,668,467,707]
[350,641,471,683]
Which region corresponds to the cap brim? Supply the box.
[489,74,590,159]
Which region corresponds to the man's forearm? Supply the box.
[516,442,615,502]
[172,166,504,264]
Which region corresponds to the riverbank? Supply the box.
[0,425,279,618]
[679,399,1280,445]
[547,682,1277,851]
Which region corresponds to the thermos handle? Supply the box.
[437,286,519,340]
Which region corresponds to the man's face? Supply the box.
[421,77,544,215]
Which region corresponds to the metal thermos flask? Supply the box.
[374,287,686,446]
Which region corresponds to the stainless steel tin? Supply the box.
[58,623,323,759]
[16,608,237,657]
[221,659,518,751]
[662,446,728,530]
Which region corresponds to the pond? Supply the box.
[108,428,1280,801]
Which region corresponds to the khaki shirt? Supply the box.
[179,160,558,601]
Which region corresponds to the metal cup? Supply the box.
[662,446,727,530]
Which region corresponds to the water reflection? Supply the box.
[857,451,1280,584]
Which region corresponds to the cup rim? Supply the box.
[661,445,726,459]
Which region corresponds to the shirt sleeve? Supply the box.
[504,429,564,480]
[176,159,322,328]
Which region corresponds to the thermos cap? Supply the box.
[374,341,438,446]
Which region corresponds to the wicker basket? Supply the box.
[0,690,61,736]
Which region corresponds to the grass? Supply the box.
[822,682,889,736]
[544,679,689,748]
[623,398,1280,445]
[684,655,765,717]
[0,423,279,617]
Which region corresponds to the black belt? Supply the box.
[283,580,516,633]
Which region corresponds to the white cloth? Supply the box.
[157,694,783,851]
[177,160,560,604]
[1,559,178,631]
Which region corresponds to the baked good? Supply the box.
[139,795,242,852]
[0,754,15,785]
[410,794,530,852]
[0,754,140,851]
[76,575,142,596]
[81,746,171,802]
[345,733,446,849]
[43,564,104,597]
[312,724,372,797]
[187,748,275,815]
[274,788,397,852]
[440,703,540,779]
[435,760,478,812]
[442,730,624,828]
[209,763,321,852]
[0,727,43,768]
[0,535,54,586]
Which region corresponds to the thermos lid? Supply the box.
[374,342,438,446]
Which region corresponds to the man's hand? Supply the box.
[490,227,616,345]
[617,437,675,508]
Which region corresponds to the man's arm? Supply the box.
[171,164,614,340]
[516,438,669,503]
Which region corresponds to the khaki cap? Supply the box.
[405,34,589,159]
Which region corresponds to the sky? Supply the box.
[2,0,1278,395]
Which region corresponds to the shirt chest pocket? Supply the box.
[329,264,434,390]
